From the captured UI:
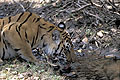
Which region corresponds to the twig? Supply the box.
[107,0,118,11]
[26,0,34,10]
[71,4,91,13]
[12,0,26,12]
[84,11,104,22]
[56,1,72,12]
[92,2,102,8]
[78,0,88,5]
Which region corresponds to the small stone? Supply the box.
[12,71,18,75]
[97,31,103,37]
[45,0,51,3]
[18,74,24,79]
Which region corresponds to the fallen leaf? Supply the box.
[97,30,103,37]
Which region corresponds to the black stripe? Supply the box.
[43,43,47,47]
[64,36,68,40]
[38,25,46,29]
[41,34,45,40]
[3,39,7,49]
[62,32,66,35]
[26,40,30,44]
[63,44,65,48]
[8,23,15,30]
[60,31,63,33]
[47,26,54,32]
[2,20,4,26]
[31,36,35,47]
[18,23,22,31]
[24,30,30,43]
[24,30,29,43]
[42,23,46,26]
[59,47,63,56]
[63,34,68,39]
[54,42,62,54]
[3,39,5,44]
[66,40,69,42]
[33,18,36,22]
[35,18,41,23]
[35,28,39,42]
[16,26,22,39]
[0,20,4,31]
[56,42,62,51]
[3,32,5,37]
[18,13,32,30]
[2,48,5,60]
[8,17,11,23]
[16,12,24,22]
[25,30,28,39]
[14,48,21,52]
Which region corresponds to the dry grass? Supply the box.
[0,59,65,80]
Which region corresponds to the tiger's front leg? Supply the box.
[2,35,39,65]
[1,23,40,65]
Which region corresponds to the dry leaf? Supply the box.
[82,37,88,44]
[77,49,82,53]
[97,30,103,37]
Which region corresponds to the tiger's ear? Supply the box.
[58,22,66,30]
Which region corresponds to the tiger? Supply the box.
[0,12,77,73]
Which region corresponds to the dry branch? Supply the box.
[12,0,26,11]
[71,4,91,13]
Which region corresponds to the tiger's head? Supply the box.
[41,22,77,74]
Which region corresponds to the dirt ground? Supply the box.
[0,0,120,80]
